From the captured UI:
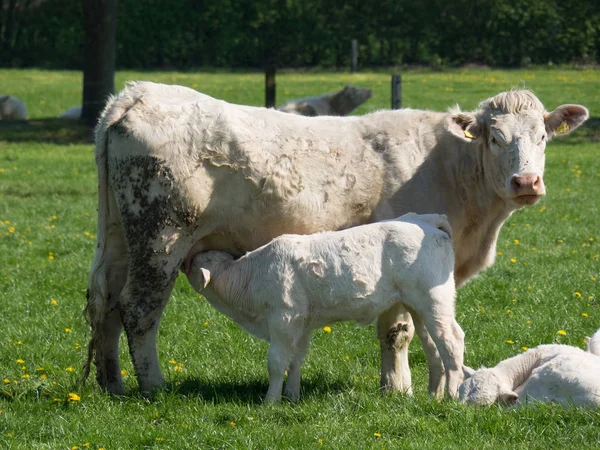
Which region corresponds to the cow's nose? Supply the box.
[511,173,543,195]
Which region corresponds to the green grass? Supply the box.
[0,68,599,449]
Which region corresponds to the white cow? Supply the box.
[187,213,463,402]
[85,82,588,395]
[58,106,82,120]
[278,85,372,116]
[459,328,600,407]
[0,95,27,120]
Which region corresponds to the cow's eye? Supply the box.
[491,136,498,145]
[539,135,547,145]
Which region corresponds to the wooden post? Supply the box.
[265,67,276,108]
[391,74,402,109]
[351,39,358,73]
[82,0,118,127]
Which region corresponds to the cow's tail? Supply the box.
[587,327,600,356]
[83,94,121,382]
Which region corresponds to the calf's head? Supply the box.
[458,366,518,406]
[445,90,588,207]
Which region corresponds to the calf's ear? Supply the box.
[445,113,483,142]
[462,365,476,379]
[200,268,211,289]
[545,104,589,137]
[499,391,519,406]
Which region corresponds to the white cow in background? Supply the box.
[187,213,463,402]
[459,328,600,407]
[85,81,588,395]
[278,85,372,116]
[58,106,82,120]
[0,95,27,120]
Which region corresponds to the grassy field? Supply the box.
[0,68,599,449]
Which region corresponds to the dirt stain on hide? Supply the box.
[110,155,189,334]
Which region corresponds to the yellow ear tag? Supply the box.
[556,121,569,135]
[464,129,476,139]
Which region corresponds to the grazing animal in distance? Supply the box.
[278,85,372,116]
[58,106,82,120]
[84,81,588,395]
[0,95,27,120]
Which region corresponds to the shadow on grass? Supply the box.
[0,119,93,145]
[165,373,354,404]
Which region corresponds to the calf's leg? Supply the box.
[410,313,445,398]
[283,330,312,401]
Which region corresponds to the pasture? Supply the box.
[0,68,599,448]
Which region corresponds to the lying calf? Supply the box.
[459,327,600,407]
[187,213,464,403]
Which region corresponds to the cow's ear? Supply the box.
[445,113,483,142]
[200,268,211,289]
[544,104,589,137]
[499,391,519,406]
[463,365,476,379]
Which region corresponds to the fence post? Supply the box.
[391,74,402,109]
[351,39,358,73]
[265,67,276,108]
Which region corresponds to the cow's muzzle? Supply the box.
[510,173,545,205]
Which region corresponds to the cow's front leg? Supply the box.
[377,303,414,394]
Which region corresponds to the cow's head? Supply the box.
[445,90,589,207]
[458,366,519,406]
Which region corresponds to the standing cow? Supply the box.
[85,82,588,395]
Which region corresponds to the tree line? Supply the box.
[1,0,598,69]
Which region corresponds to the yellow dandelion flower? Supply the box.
[592,277,597,281]
[229,421,236,427]
[4,220,9,224]
[16,341,22,345]
[510,258,517,263]
[65,328,71,333]
[512,298,517,302]
[75,343,81,349]
[22,374,30,379]
[582,312,589,317]
[374,433,382,438]
[36,367,44,371]
[155,437,164,441]
[67,392,81,402]
[27,241,32,245]
[323,326,332,333]
[83,444,90,448]
[71,446,79,450]
[497,251,503,256]
[557,330,567,336]
[318,439,323,445]
[40,374,47,380]
[203,321,208,326]
[51,299,58,305]
[66,366,75,372]
[505,340,514,344]
[48,254,54,260]
[531,247,536,251]
[557,239,563,243]
[514,239,520,245]
[3,379,10,384]
[574,292,582,299]
[538,206,546,212]
[16,359,24,364]
[121,369,128,377]
[522,346,528,351]
[506,309,512,313]
[7,433,13,438]
[168,359,177,365]
[525,224,531,227]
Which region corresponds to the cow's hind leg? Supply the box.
[377,303,414,394]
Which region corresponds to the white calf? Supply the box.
[58,106,82,120]
[187,213,464,403]
[0,95,27,120]
[459,329,600,407]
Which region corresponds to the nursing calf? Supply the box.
[187,213,464,402]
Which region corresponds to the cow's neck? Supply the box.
[442,137,516,285]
